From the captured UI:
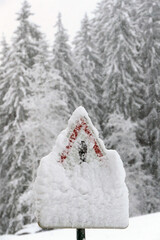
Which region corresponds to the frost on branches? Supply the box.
[34,106,129,229]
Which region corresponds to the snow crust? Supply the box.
[34,106,129,229]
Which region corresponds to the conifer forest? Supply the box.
[0,0,160,234]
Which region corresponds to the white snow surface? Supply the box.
[1,213,160,240]
[34,106,129,229]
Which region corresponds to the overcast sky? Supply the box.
[0,0,99,44]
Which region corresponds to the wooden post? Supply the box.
[77,229,85,240]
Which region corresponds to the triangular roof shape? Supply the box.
[35,106,129,229]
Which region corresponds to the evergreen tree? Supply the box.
[0,1,43,233]
[0,36,9,62]
[92,0,112,63]
[52,13,81,113]
[92,0,159,215]
[0,36,10,115]
[0,38,10,164]
[0,46,31,233]
[101,0,144,124]
[73,14,103,133]
[0,39,11,234]
[136,0,160,213]
[13,0,42,68]
[137,0,160,179]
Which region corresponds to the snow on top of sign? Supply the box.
[52,106,106,161]
[34,106,129,229]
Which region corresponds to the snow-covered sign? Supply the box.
[34,106,129,229]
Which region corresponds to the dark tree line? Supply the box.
[0,0,159,234]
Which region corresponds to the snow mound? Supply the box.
[15,224,42,235]
[34,106,129,229]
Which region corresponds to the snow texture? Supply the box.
[34,106,129,229]
[0,213,160,240]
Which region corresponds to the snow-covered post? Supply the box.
[34,106,129,237]
[77,229,85,240]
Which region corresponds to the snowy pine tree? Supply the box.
[136,0,160,213]
[0,1,43,233]
[92,0,159,215]
[0,36,10,98]
[101,0,144,122]
[0,46,31,233]
[73,14,103,133]
[13,0,42,68]
[52,13,81,113]
[0,36,9,62]
[92,0,112,64]
[0,37,10,122]
[137,0,160,179]
[0,38,10,234]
